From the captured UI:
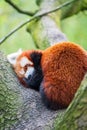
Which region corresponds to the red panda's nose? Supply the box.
[28,75,31,79]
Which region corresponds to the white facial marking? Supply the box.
[25,66,34,78]
[20,57,33,67]
[19,69,25,75]
[28,60,33,65]
[7,48,22,65]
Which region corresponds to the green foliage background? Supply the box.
[0,0,87,54]
[62,12,87,49]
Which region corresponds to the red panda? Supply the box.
[7,42,87,110]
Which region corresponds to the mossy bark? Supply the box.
[59,0,86,19]
[36,0,87,19]
[0,52,23,129]
[27,0,87,50]
[54,74,87,130]
[27,0,67,49]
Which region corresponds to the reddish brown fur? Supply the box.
[13,42,87,108]
[41,42,87,107]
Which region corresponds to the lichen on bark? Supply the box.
[27,0,67,50]
[54,74,87,130]
[0,52,23,129]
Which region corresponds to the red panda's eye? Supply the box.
[24,64,29,72]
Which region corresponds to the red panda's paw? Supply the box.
[40,82,67,110]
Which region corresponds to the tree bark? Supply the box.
[27,0,87,49]
[27,0,67,49]
[54,74,87,130]
[36,0,87,19]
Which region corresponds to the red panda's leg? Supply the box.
[40,81,67,110]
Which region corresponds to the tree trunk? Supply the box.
[27,0,87,49]
[54,75,87,130]
[27,0,67,49]
[36,0,87,19]
[0,0,87,129]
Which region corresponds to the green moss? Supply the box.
[0,52,23,129]
[27,19,50,50]
[0,83,22,129]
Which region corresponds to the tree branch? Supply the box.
[5,0,36,16]
[0,0,78,45]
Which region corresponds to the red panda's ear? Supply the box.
[7,49,22,66]
[30,51,42,68]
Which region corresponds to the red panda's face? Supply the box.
[14,56,34,79]
[7,50,43,90]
